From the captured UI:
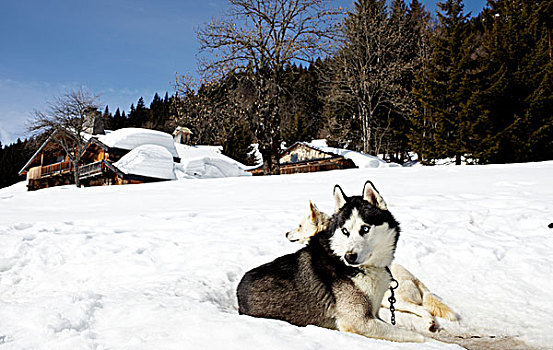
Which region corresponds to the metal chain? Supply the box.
[386,266,399,326]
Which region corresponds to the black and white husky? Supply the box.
[285,200,458,333]
[237,181,425,342]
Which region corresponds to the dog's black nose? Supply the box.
[345,252,358,264]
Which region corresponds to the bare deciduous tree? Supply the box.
[172,74,214,144]
[28,88,100,188]
[197,0,340,174]
[172,72,248,146]
[328,0,414,155]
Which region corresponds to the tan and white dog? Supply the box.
[286,201,458,333]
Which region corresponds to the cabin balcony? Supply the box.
[27,161,73,180]
[78,161,105,179]
[27,160,107,181]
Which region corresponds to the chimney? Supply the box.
[83,108,105,135]
[173,126,193,144]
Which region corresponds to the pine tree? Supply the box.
[518,1,553,161]
[133,97,150,127]
[410,0,478,164]
[160,92,172,133]
[281,63,324,146]
[103,105,110,118]
[475,0,553,163]
[126,97,152,128]
[148,93,164,130]
[0,136,47,189]
[222,122,257,165]
[112,108,122,130]
[102,105,112,129]
[405,0,434,162]
[381,0,416,161]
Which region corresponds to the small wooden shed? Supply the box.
[248,142,357,175]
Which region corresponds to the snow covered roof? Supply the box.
[113,144,176,180]
[174,143,251,179]
[96,128,179,159]
[100,130,250,180]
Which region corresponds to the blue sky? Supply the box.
[0,0,486,145]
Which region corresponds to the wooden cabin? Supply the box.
[19,136,76,190]
[248,142,357,175]
[19,128,181,191]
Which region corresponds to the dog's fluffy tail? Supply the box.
[421,291,458,321]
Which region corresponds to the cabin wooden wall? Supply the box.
[280,158,356,175]
[248,157,356,176]
[281,145,332,164]
[94,149,105,162]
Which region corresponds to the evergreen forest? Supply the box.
[1,0,552,188]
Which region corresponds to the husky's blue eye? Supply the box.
[341,227,349,236]
[360,225,370,235]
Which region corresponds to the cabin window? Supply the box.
[291,154,298,162]
[56,155,65,162]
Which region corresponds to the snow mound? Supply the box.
[177,157,250,179]
[97,128,179,159]
[114,144,176,180]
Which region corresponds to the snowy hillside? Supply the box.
[1,162,552,349]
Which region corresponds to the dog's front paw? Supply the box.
[413,332,426,343]
[399,330,425,343]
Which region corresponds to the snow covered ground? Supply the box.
[1,162,552,349]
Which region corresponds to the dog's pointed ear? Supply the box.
[333,185,347,212]
[363,180,388,210]
[309,201,319,222]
